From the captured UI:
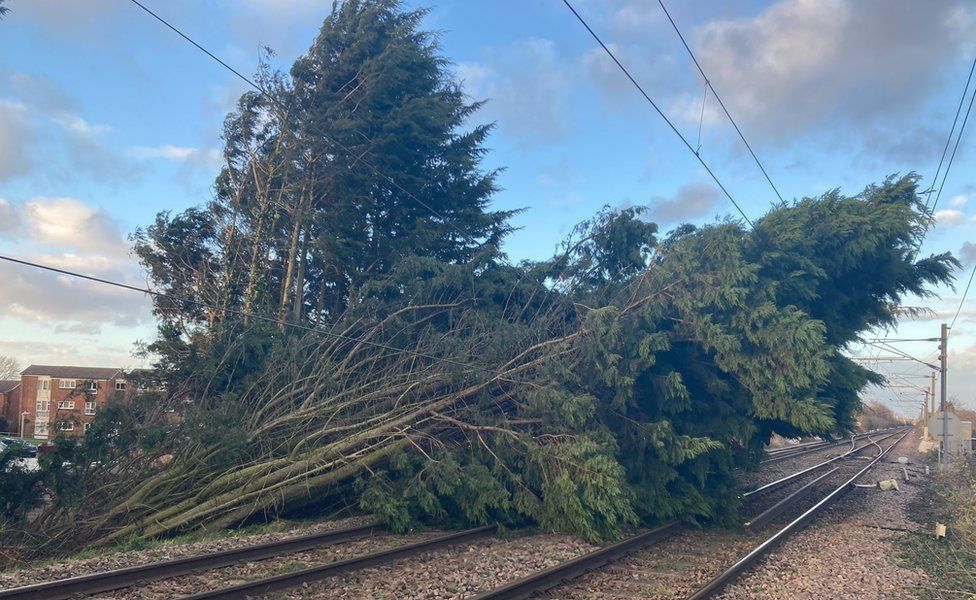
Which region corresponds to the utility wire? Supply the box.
[930,68,976,215]
[950,263,976,329]
[656,0,784,205]
[126,0,592,335]
[864,341,939,370]
[925,54,976,212]
[559,0,754,226]
[0,254,495,374]
[864,338,940,343]
[125,0,495,258]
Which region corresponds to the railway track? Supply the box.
[759,427,899,464]
[471,426,913,600]
[742,428,903,507]
[0,524,492,600]
[0,427,912,600]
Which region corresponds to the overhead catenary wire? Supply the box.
[559,0,754,226]
[930,62,976,215]
[925,54,976,212]
[124,0,500,260]
[0,254,498,375]
[124,0,600,334]
[865,341,940,370]
[656,0,785,205]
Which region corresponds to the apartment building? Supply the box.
[19,365,127,439]
[0,379,22,433]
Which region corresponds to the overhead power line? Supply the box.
[930,58,976,215]
[126,0,594,332]
[655,0,784,205]
[125,0,497,260]
[559,0,754,226]
[0,254,494,375]
[863,337,940,343]
[926,54,976,212]
[862,341,939,370]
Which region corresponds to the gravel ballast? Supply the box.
[269,532,596,599]
[0,516,372,591]
[717,430,932,599]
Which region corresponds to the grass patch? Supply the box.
[899,533,976,599]
[900,455,976,599]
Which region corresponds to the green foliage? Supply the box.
[9,0,957,556]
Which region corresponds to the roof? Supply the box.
[21,365,121,380]
[0,380,19,394]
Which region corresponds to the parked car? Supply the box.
[37,441,56,455]
[1,437,39,457]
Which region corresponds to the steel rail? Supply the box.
[760,428,898,464]
[743,429,904,498]
[0,523,383,600]
[469,522,683,600]
[177,525,497,600]
[743,467,838,532]
[685,428,913,600]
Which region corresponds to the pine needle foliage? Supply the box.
[1,0,959,561]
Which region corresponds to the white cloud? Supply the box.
[0,197,151,334]
[228,0,327,59]
[0,198,23,237]
[647,181,722,224]
[950,194,968,208]
[0,252,150,331]
[457,39,573,142]
[131,145,198,160]
[934,209,967,227]
[0,99,36,181]
[130,144,221,170]
[960,241,976,266]
[582,43,680,104]
[1,72,139,183]
[21,197,128,256]
[689,0,974,144]
[52,114,112,137]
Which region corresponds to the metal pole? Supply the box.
[922,391,929,439]
[941,323,949,466]
[20,411,28,439]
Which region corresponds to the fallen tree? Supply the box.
[0,0,959,563]
[7,179,954,559]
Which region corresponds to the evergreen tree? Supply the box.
[134,0,512,350]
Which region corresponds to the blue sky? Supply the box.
[1,0,975,416]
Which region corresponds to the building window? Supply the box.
[85,401,96,415]
[86,381,98,392]
[57,400,75,410]
[84,423,92,432]
[56,422,74,431]
[36,399,50,415]
[34,422,48,436]
[115,380,126,391]
[38,379,50,391]
[59,379,76,389]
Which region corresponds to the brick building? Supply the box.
[0,379,22,433]
[18,365,127,439]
